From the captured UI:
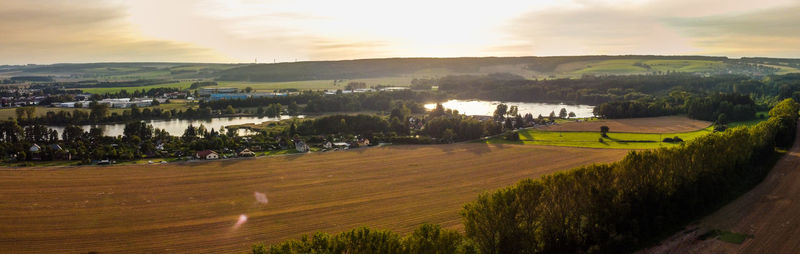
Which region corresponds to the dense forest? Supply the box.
[252,98,800,254]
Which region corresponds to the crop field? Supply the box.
[0,143,627,253]
[643,121,800,254]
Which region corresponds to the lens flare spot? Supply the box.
[254,191,268,204]
[233,214,248,229]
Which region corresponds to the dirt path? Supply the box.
[643,121,800,254]
[541,116,711,133]
[0,143,627,253]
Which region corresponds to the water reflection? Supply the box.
[47,115,303,137]
[424,100,595,118]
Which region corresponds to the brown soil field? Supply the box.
[542,116,711,133]
[0,143,627,253]
[642,120,800,254]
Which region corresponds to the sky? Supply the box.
[1,0,799,64]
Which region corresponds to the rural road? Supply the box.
[644,120,800,253]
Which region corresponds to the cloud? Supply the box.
[0,0,227,64]
[665,5,800,56]
[500,0,800,57]
[504,2,698,56]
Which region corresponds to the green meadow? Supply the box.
[485,118,766,149]
[570,59,725,75]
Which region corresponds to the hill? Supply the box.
[216,56,736,82]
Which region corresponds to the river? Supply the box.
[44,100,592,137]
[47,115,303,137]
[424,100,595,118]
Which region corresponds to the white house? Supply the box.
[295,140,309,153]
[195,150,219,160]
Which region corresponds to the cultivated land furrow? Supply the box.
[0,143,626,253]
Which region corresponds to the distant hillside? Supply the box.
[216,55,730,82]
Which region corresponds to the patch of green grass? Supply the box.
[484,118,764,149]
[701,229,752,244]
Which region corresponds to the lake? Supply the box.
[47,115,303,137]
[424,100,595,118]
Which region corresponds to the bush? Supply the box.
[504,132,520,141]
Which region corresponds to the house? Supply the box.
[208,93,249,101]
[54,150,72,161]
[195,150,219,160]
[321,141,333,149]
[357,138,370,147]
[295,140,309,153]
[238,149,255,157]
[333,142,350,149]
[29,144,41,160]
[29,144,41,153]
[49,144,63,151]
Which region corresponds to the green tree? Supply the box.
[224,105,236,115]
[600,125,609,137]
[559,108,568,119]
[494,104,508,121]
[288,101,299,116]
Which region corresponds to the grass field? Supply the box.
[486,116,765,149]
[0,143,627,253]
[487,127,714,149]
[567,59,725,75]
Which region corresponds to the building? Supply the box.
[195,150,219,160]
[238,149,255,157]
[251,92,287,98]
[333,142,350,149]
[295,140,309,153]
[378,87,410,91]
[29,144,41,153]
[209,93,248,101]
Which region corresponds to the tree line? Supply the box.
[252,98,800,253]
